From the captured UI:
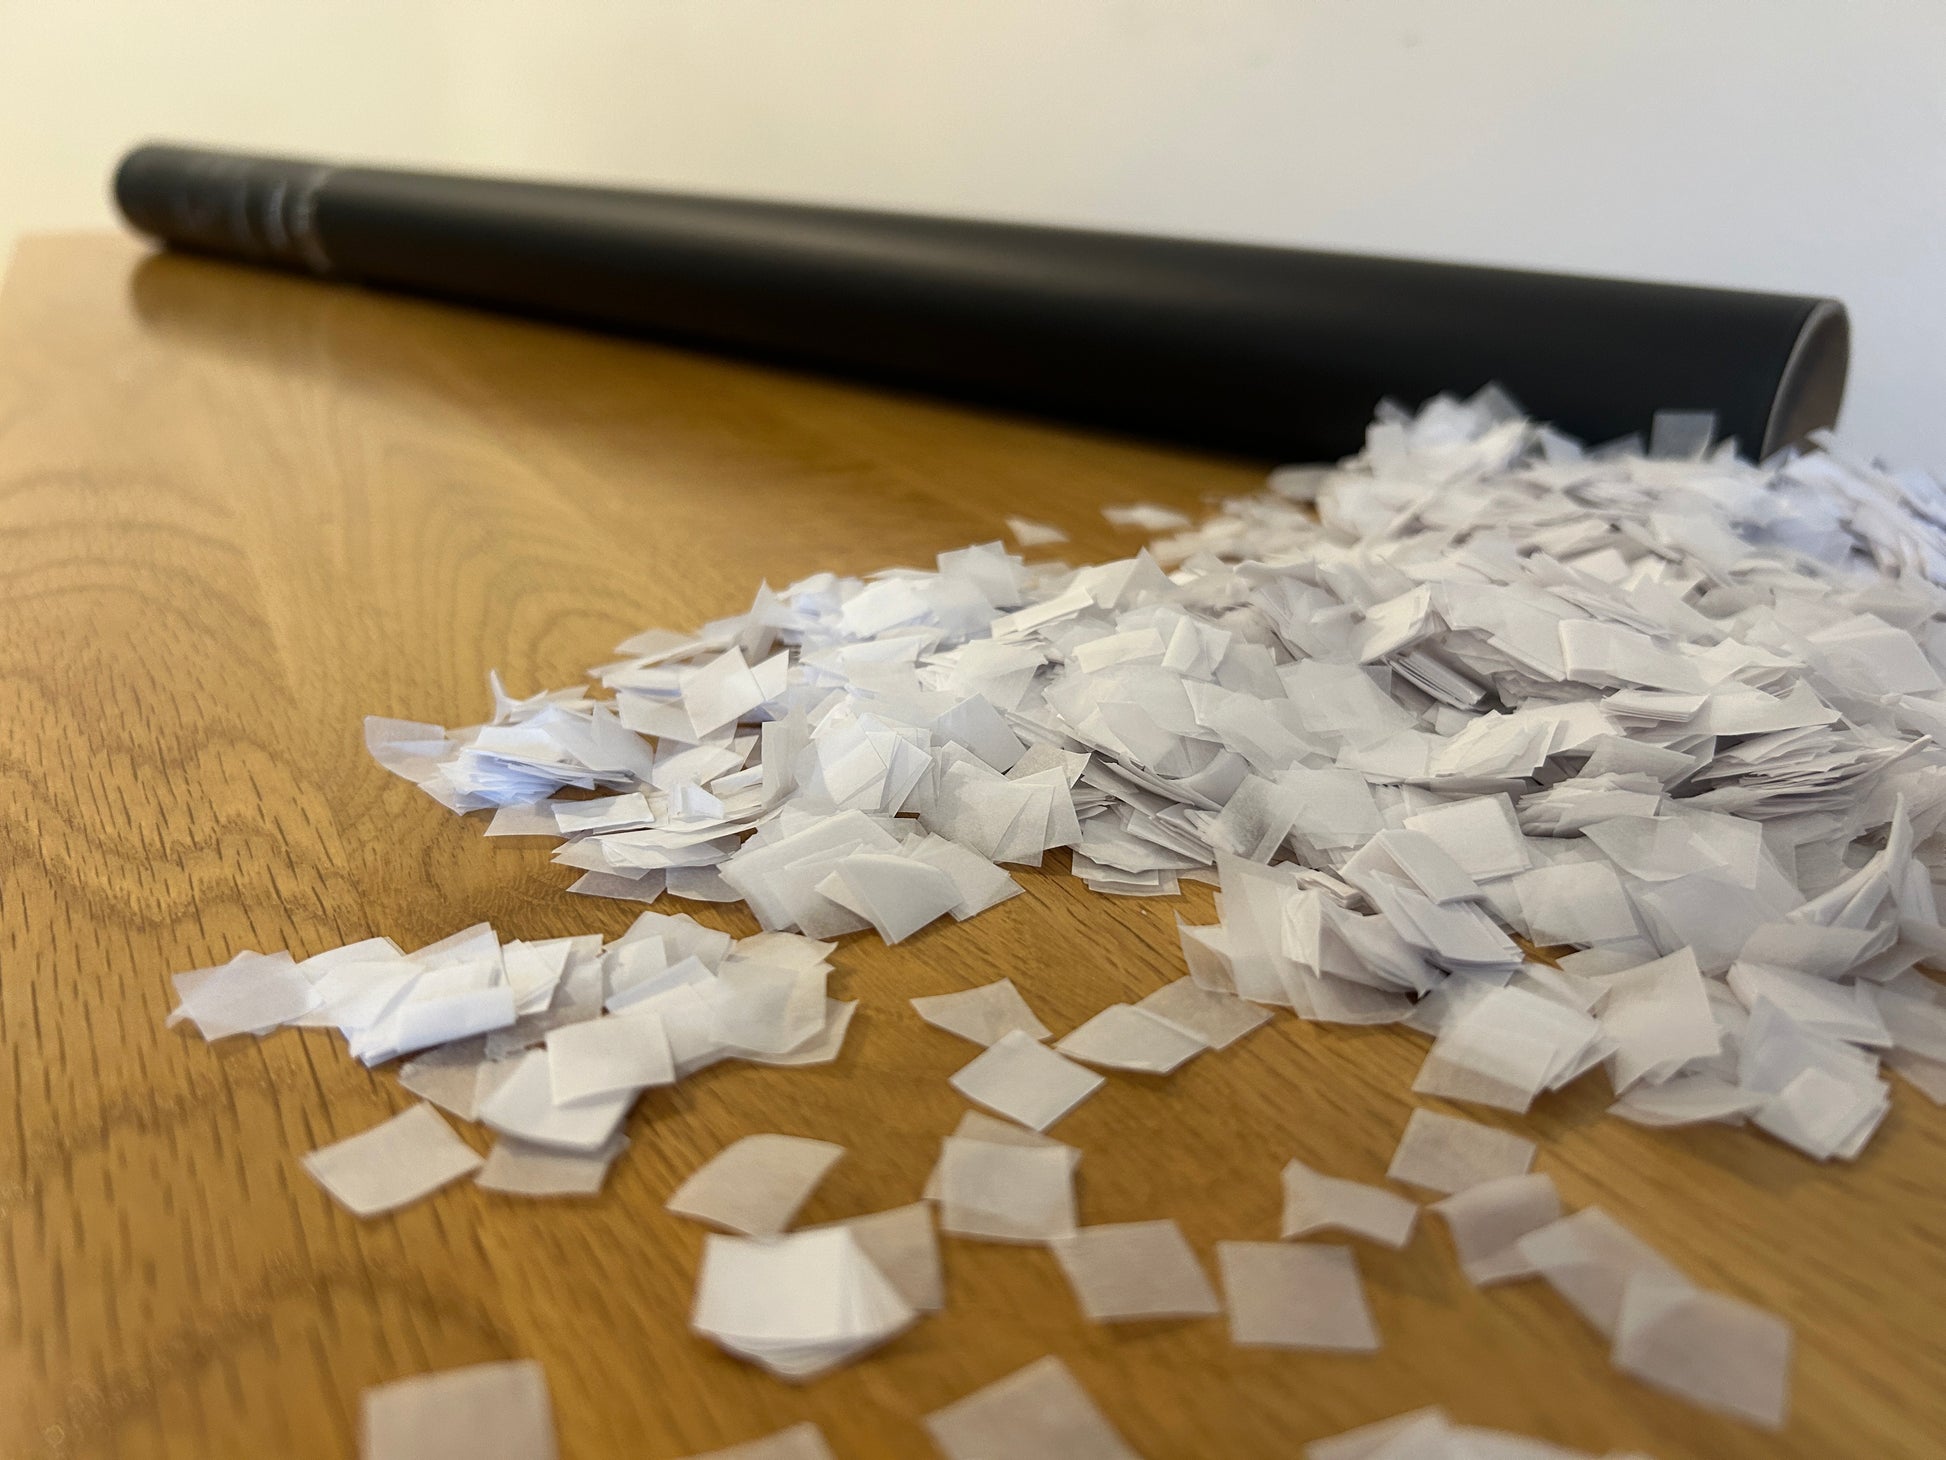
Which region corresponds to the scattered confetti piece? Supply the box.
[1386,1110,1536,1195]
[1304,1406,1625,1460]
[303,1103,483,1218]
[1431,1173,1563,1284]
[477,1048,638,1154]
[924,1355,1140,1460]
[949,1029,1105,1131]
[1281,1158,1418,1248]
[921,1110,1079,1200]
[361,1359,556,1460]
[1056,1003,1207,1073]
[1102,502,1192,532]
[810,1202,946,1311]
[1515,1207,1691,1341]
[1612,1280,1793,1429]
[1305,1407,1450,1460]
[666,1134,846,1236]
[1005,515,1068,548]
[398,1036,497,1121]
[545,1012,674,1105]
[1134,977,1272,1049]
[691,1227,917,1381]
[935,1136,1079,1243]
[171,951,319,1039]
[477,1134,628,1198]
[1051,1219,1222,1321]
[911,978,1054,1046]
[1218,1241,1380,1352]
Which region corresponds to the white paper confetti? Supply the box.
[545,1013,674,1105]
[924,1355,1140,1460]
[1217,1241,1380,1352]
[477,1048,637,1154]
[1134,977,1272,1049]
[1611,1279,1792,1429]
[1281,1159,1418,1248]
[1055,1003,1207,1074]
[1431,1172,1563,1285]
[172,951,320,1040]
[361,1359,556,1460]
[691,1226,917,1381]
[476,1134,628,1198]
[1515,1207,1691,1341]
[666,1134,846,1236]
[302,1103,483,1218]
[1006,516,1069,548]
[911,978,1054,1046]
[935,1135,1080,1243]
[810,1202,945,1311]
[1051,1219,1222,1321]
[920,1110,1080,1200]
[949,1029,1105,1131]
[1385,1109,1536,1195]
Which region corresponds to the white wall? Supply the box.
[4,0,1942,465]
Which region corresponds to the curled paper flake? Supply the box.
[1056,1003,1208,1074]
[1431,1173,1563,1285]
[1281,1159,1418,1248]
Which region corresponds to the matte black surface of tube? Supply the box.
[114,143,1849,461]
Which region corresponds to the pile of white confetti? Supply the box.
[168,390,1946,1458]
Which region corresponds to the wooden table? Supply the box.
[2,234,1940,1460]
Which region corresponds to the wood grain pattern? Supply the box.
[2,234,1941,1460]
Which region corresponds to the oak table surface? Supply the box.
[2,233,1941,1460]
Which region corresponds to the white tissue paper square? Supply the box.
[1612,1279,1792,1430]
[666,1133,845,1235]
[911,978,1053,1046]
[1385,1109,1536,1195]
[809,1202,945,1311]
[477,1048,637,1153]
[1056,1003,1207,1074]
[302,1103,483,1218]
[920,1111,1080,1200]
[949,1030,1105,1131]
[924,1356,1140,1460]
[361,1359,556,1460]
[1431,1173,1562,1285]
[476,1134,628,1198]
[935,1136,1079,1243]
[1281,1159,1418,1248]
[691,1226,917,1381]
[1217,1242,1380,1352]
[1050,1219,1222,1321]
[545,1013,674,1105]
[1514,1207,1692,1341]
[1134,977,1272,1049]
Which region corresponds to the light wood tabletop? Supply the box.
[2,233,1941,1460]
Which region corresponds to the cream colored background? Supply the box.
[3,1,1941,464]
